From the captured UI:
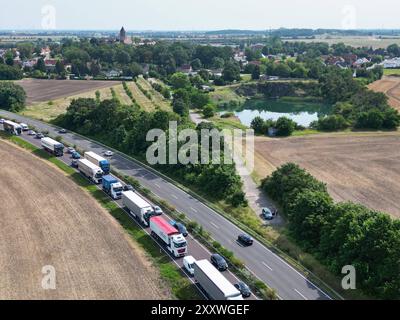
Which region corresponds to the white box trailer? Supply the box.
[41,137,64,157]
[77,159,103,184]
[84,151,110,174]
[149,216,187,258]
[194,260,243,300]
[2,120,22,135]
[122,191,154,226]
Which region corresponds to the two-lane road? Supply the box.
[0,110,332,300]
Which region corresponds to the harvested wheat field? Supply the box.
[369,76,400,111]
[16,79,120,104]
[255,132,400,218]
[0,139,170,300]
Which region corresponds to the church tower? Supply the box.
[119,27,126,43]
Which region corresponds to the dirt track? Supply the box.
[255,132,400,218]
[0,139,169,300]
[16,79,119,104]
[369,76,400,110]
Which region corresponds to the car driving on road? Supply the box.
[71,151,81,159]
[104,150,114,157]
[238,234,253,246]
[59,129,67,134]
[169,220,188,237]
[153,206,163,216]
[183,255,196,276]
[234,282,252,298]
[211,254,228,271]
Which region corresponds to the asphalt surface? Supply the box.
[0,110,332,300]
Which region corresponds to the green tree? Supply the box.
[202,104,215,118]
[275,117,296,136]
[35,58,46,73]
[0,82,26,112]
[251,65,261,80]
[222,62,241,82]
[170,72,191,89]
[250,116,266,134]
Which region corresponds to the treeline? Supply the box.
[52,39,234,78]
[262,163,400,299]
[315,67,400,130]
[54,98,246,207]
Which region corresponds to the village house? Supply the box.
[382,57,400,69]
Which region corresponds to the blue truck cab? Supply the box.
[102,175,123,200]
[99,160,110,175]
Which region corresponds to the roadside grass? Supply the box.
[0,133,201,300]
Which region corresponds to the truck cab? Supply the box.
[102,175,123,200]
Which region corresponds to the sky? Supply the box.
[0,0,399,31]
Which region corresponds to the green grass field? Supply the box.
[384,68,400,76]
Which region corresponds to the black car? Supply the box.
[71,159,79,168]
[123,185,134,192]
[211,254,228,271]
[238,234,253,246]
[170,220,188,237]
[234,282,251,298]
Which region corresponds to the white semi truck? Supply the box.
[194,260,243,300]
[122,191,155,226]
[2,120,22,135]
[84,151,110,175]
[77,159,104,184]
[41,137,64,157]
[150,216,187,258]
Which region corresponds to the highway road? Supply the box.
[0,110,332,300]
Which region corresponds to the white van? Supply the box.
[183,256,196,276]
[20,123,29,131]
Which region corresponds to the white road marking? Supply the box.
[294,289,308,300]
[210,222,220,229]
[154,183,161,188]
[171,194,178,200]
[191,207,198,213]
[262,262,273,271]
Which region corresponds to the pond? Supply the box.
[220,98,333,127]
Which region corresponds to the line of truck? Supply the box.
[1,119,246,300]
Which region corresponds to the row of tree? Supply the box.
[54,97,246,207]
[262,163,400,299]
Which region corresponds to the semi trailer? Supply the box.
[102,175,123,200]
[77,159,104,184]
[84,151,110,174]
[193,260,243,300]
[149,216,187,258]
[2,120,22,135]
[122,191,155,226]
[41,137,64,157]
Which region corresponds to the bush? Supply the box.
[317,115,348,131]
[202,104,215,118]
[275,117,296,136]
